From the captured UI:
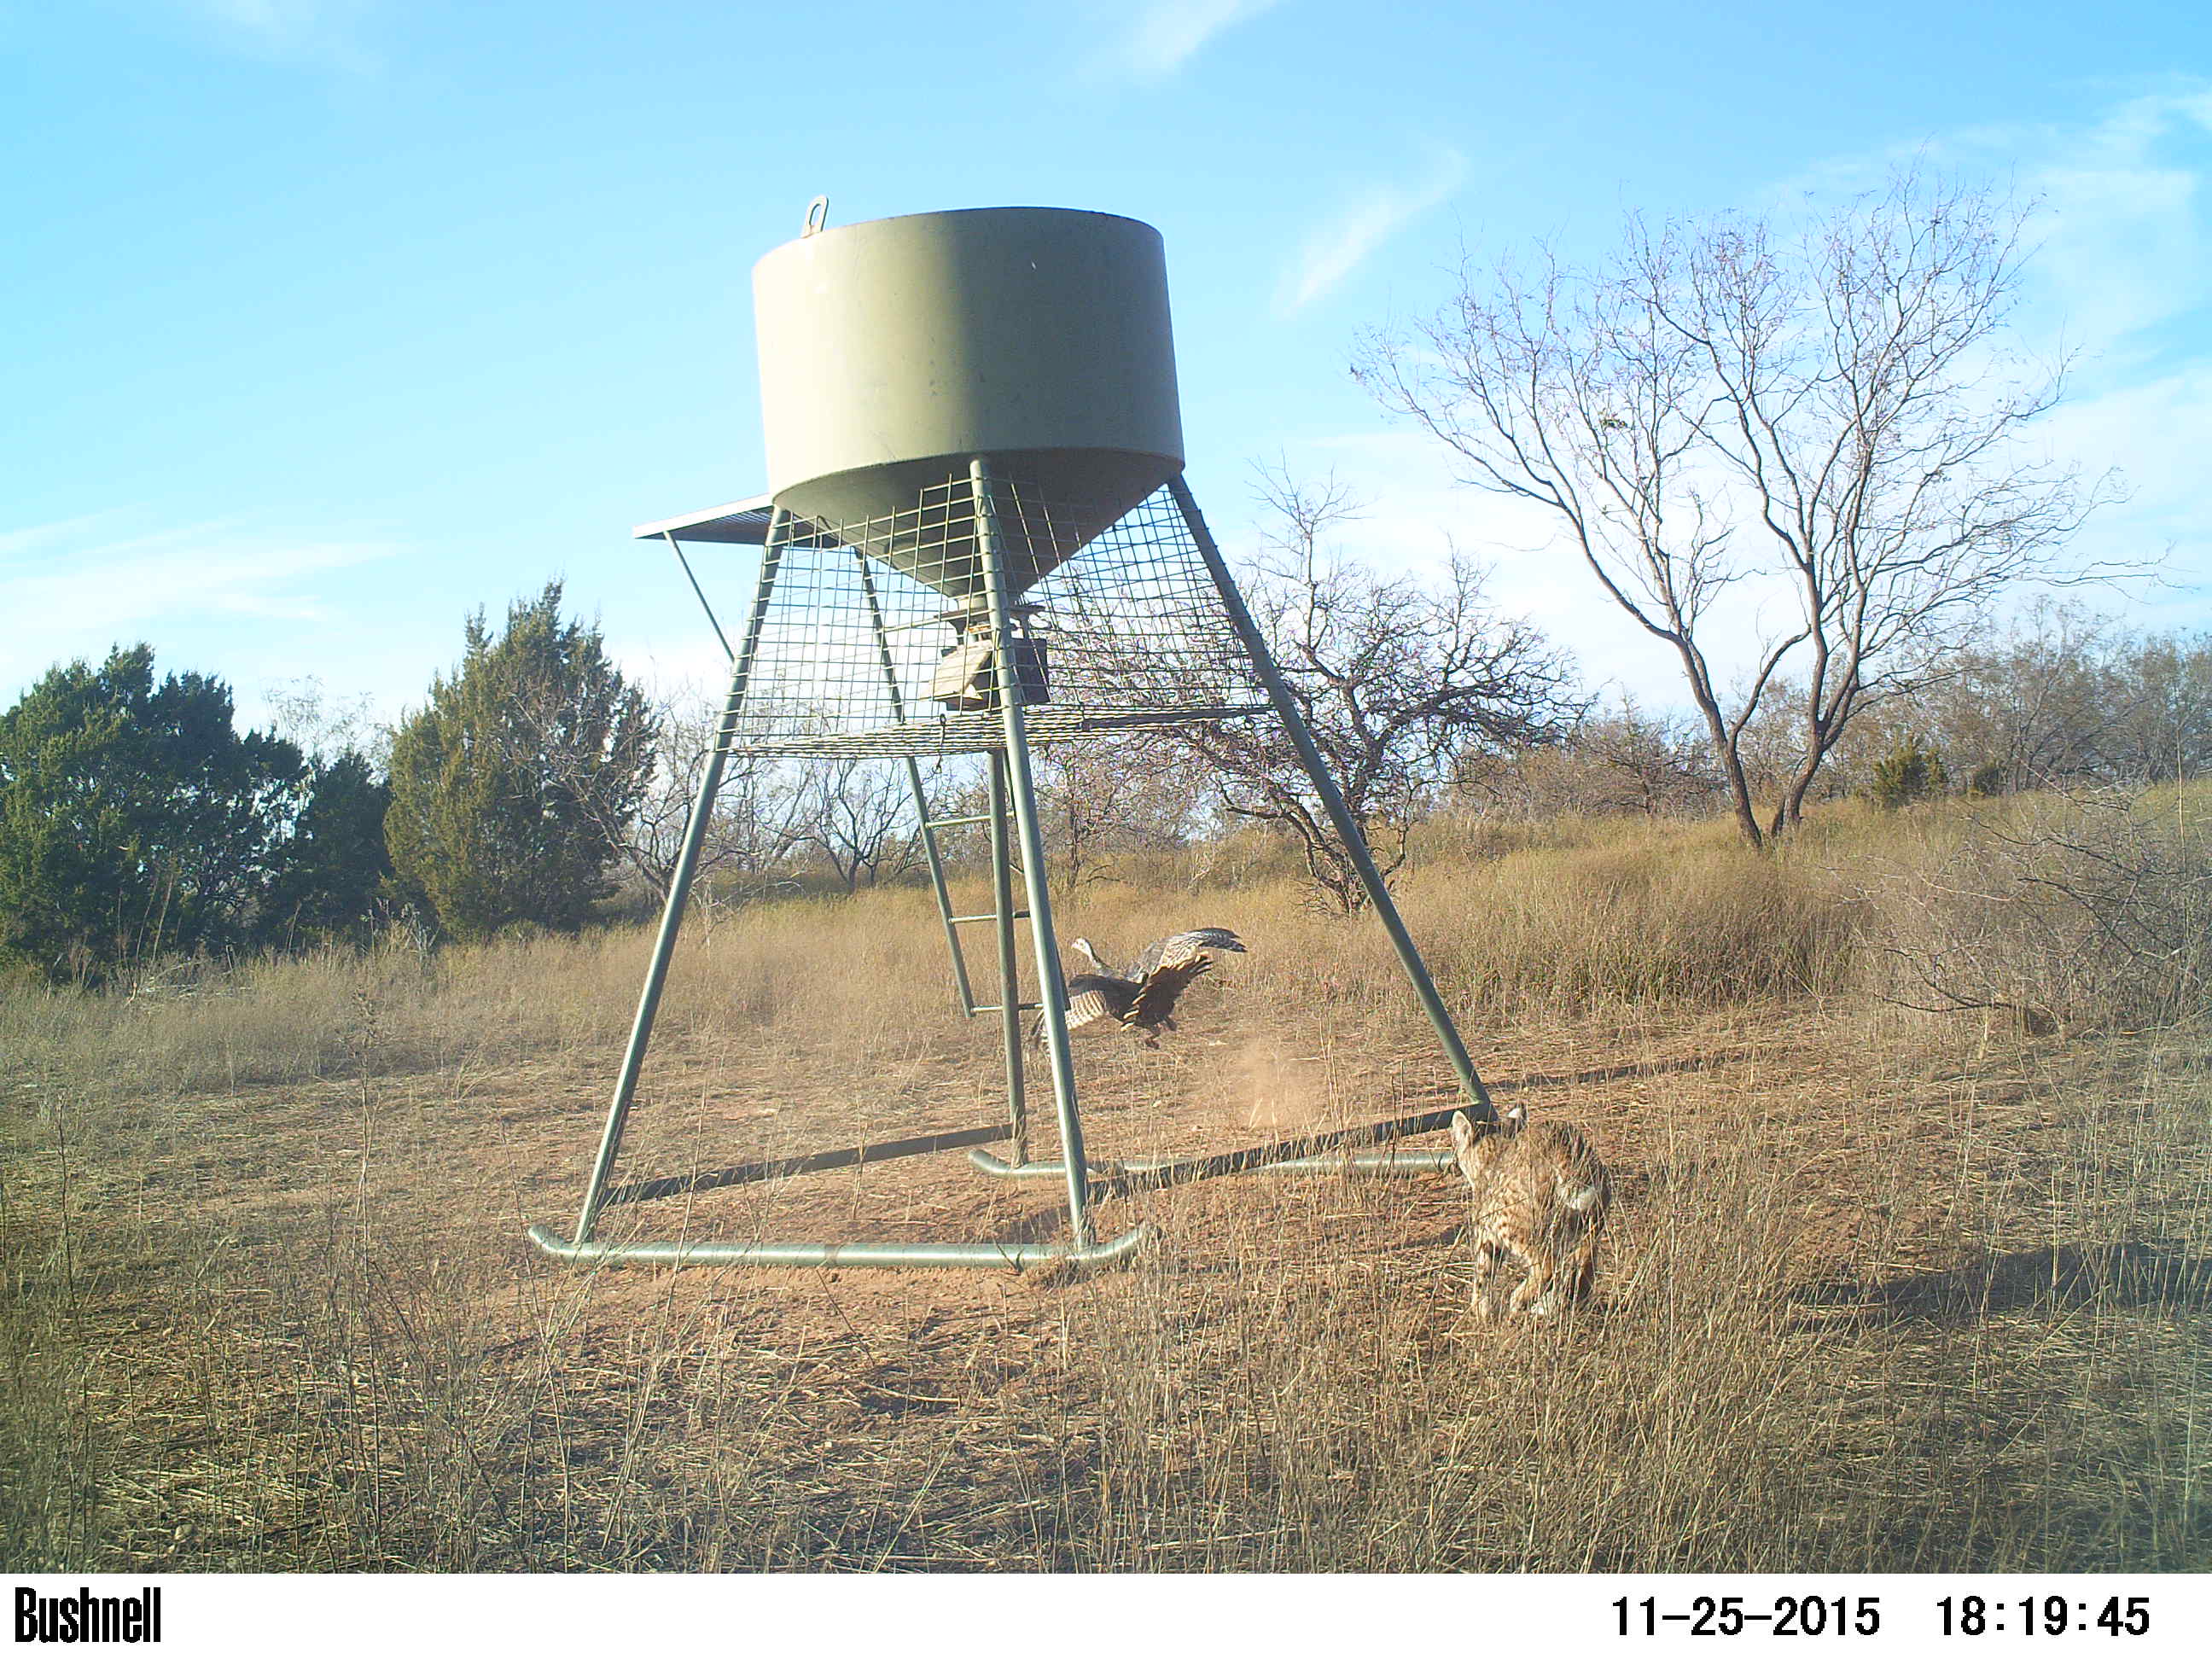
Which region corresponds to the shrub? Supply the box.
[1868,736,1949,810]
[385,584,655,940]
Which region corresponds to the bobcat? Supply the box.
[1450,1108,1611,1319]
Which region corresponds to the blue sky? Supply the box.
[4,1,2209,730]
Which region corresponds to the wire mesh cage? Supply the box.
[730,476,1269,758]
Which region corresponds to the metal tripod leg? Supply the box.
[1169,474,1499,1129]
[527,1227,1147,1270]
[974,458,1096,1245]
[566,513,792,1246]
[863,527,1029,1168]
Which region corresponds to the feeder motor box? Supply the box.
[930,637,1050,710]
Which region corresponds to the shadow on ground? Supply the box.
[1792,1242,2212,1328]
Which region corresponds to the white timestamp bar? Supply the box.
[8,1572,2209,1657]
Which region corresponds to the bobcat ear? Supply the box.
[1449,1111,1478,1164]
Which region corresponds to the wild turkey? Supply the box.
[1037,928,1246,1048]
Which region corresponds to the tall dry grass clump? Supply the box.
[1863,784,2210,1033]
[0,892,964,1113]
[1410,835,1861,1014]
[1056,818,1860,1048]
[0,934,650,1104]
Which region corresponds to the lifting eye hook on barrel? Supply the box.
[802,195,830,237]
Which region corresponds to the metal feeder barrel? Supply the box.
[754,207,1185,599]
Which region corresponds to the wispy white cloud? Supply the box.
[0,517,396,693]
[1088,0,1282,84]
[2032,364,2212,620]
[1767,87,2212,366]
[1274,148,1468,318]
[0,511,127,560]
[2015,90,2212,367]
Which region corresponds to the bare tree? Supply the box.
[1461,694,1722,820]
[2103,628,2212,785]
[1773,606,2212,801]
[616,689,806,904]
[1578,696,1726,817]
[1031,736,1206,894]
[1359,167,2112,847]
[784,755,934,893]
[262,675,385,768]
[1919,607,2212,792]
[1174,466,1582,911]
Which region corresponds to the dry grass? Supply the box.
[1856,784,2212,1033]
[3,800,2208,1572]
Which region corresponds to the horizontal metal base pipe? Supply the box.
[969,1148,1458,1180]
[527,1222,1150,1272]
[970,1106,1470,1196]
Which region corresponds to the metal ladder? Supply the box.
[905,763,1048,1166]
